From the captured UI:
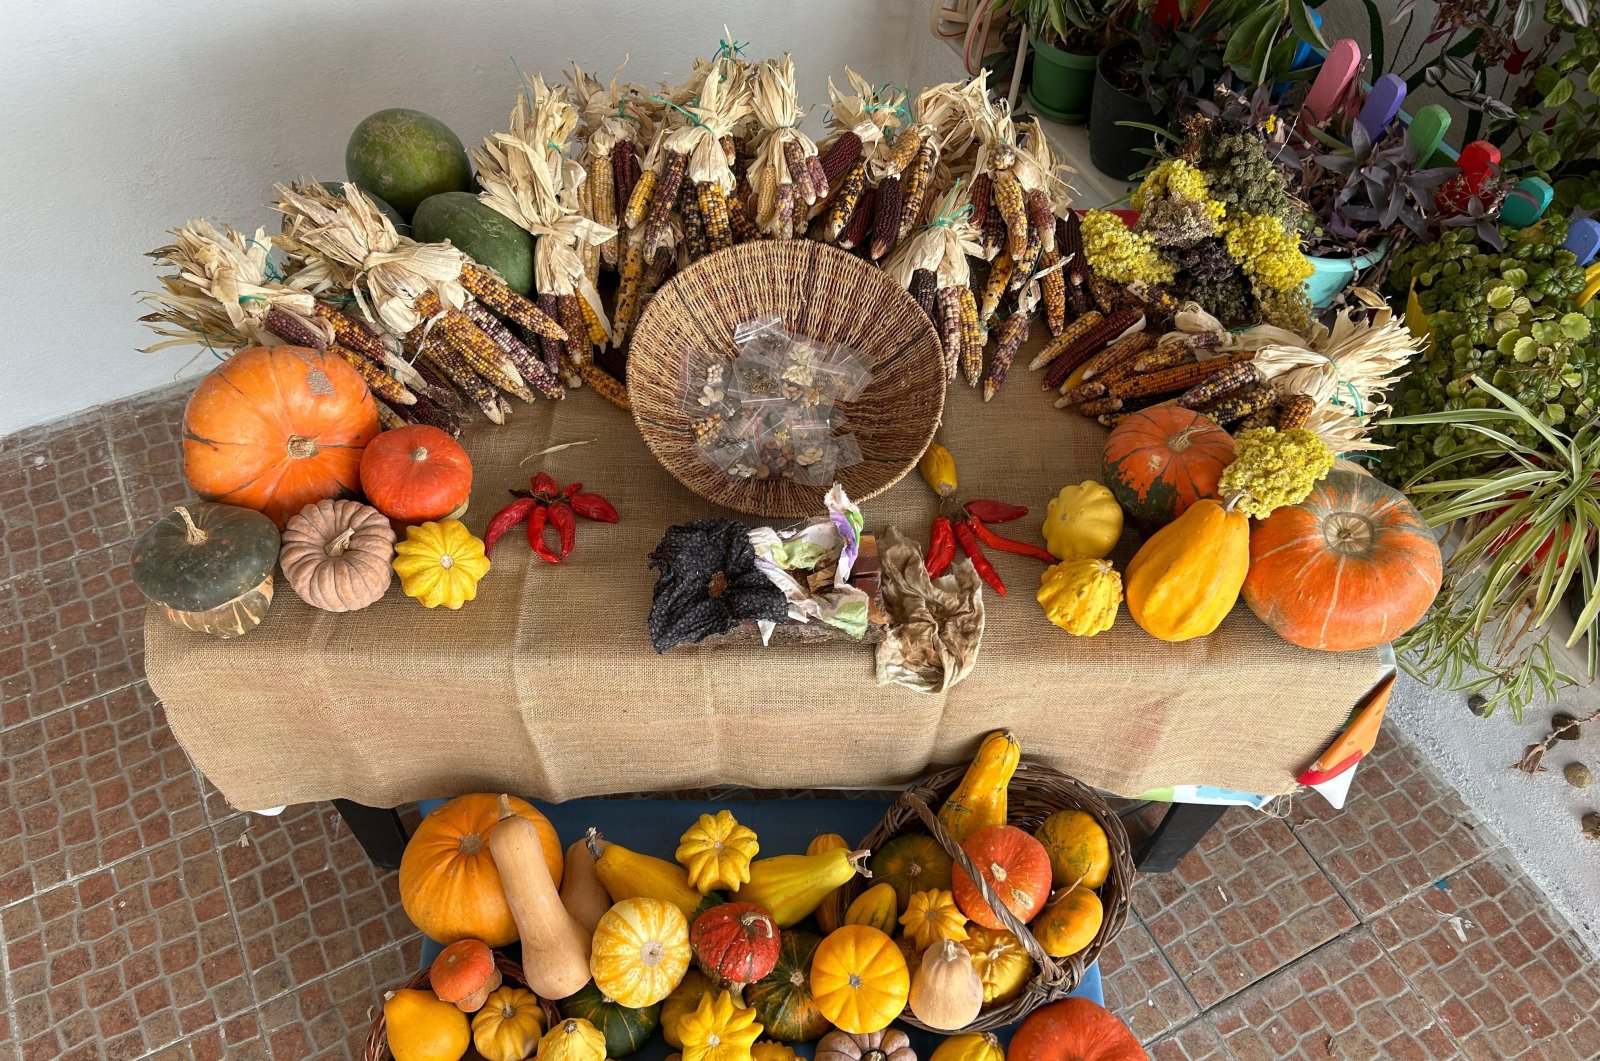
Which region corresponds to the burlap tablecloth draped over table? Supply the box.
[146,331,1382,811]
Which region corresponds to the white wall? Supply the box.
[0,0,963,437]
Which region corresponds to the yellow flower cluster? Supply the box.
[1131,159,1219,215]
[1220,212,1312,293]
[1219,427,1335,519]
[1081,210,1176,286]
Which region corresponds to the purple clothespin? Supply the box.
[1357,74,1407,141]
[1304,39,1362,126]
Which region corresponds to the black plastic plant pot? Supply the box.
[1090,42,1163,182]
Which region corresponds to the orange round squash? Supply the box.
[182,346,379,527]
[1102,406,1234,534]
[950,825,1051,931]
[360,424,474,525]
[1008,997,1147,1061]
[1242,469,1442,652]
[399,793,563,947]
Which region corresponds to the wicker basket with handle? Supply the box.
[362,953,559,1061]
[841,759,1136,1032]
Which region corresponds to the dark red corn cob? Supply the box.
[1026,189,1055,253]
[909,268,938,324]
[871,175,902,260]
[841,183,877,250]
[817,131,863,185]
[612,140,639,221]
[969,173,993,233]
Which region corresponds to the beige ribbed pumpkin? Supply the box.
[279,499,395,611]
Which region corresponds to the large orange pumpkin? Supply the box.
[1009,998,1147,1061]
[1243,469,1442,652]
[360,424,474,525]
[182,346,379,527]
[1102,406,1234,534]
[950,825,1052,931]
[399,793,564,947]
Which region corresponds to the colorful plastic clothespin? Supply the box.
[1436,140,1500,212]
[1500,177,1554,229]
[1563,219,1600,266]
[1356,74,1407,141]
[1407,105,1451,167]
[1303,39,1362,126]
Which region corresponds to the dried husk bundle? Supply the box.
[571,62,655,274]
[886,184,983,384]
[874,77,972,260]
[748,54,824,238]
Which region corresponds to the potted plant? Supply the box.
[1011,0,1138,123]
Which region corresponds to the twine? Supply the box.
[651,93,709,129]
[915,177,973,231]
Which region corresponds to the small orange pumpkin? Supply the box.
[1008,997,1146,1061]
[360,424,474,525]
[950,825,1052,931]
[1102,405,1234,534]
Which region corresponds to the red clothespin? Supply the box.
[1436,140,1500,213]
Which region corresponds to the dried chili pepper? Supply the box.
[527,504,561,564]
[547,501,577,559]
[926,515,956,577]
[485,496,539,554]
[963,499,1028,523]
[532,471,561,498]
[570,491,619,523]
[970,516,1056,563]
[952,518,1005,596]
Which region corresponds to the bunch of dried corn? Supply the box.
[884,184,983,385]
[746,55,823,240]
[814,70,904,246]
[570,63,656,274]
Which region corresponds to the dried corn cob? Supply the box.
[1275,393,1315,430]
[910,268,938,324]
[644,150,686,255]
[720,134,737,167]
[1089,275,1128,314]
[969,173,993,233]
[936,287,964,381]
[871,175,903,260]
[993,170,1029,261]
[613,242,645,344]
[375,399,405,430]
[1110,351,1254,401]
[1055,380,1107,408]
[1057,214,1091,315]
[1029,311,1104,371]
[417,298,538,405]
[699,183,733,253]
[466,303,563,399]
[776,180,796,239]
[460,265,565,340]
[535,294,565,375]
[590,153,618,268]
[315,303,393,362]
[398,392,463,436]
[1204,384,1275,426]
[1080,331,1156,382]
[1131,332,1223,374]
[888,127,923,173]
[808,153,830,201]
[1013,220,1043,291]
[897,140,936,240]
[817,131,863,184]
[682,181,709,261]
[1037,248,1067,337]
[332,345,415,405]
[557,295,591,368]
[979,253,1014,325]
[418,332,504,424]
[1080,395,1123,417]
[1178,362,1261,410]
[1239,403,1281,431]
[623,166,658,229]
[1097,412,1130,428]
[983,201,1007,259]
[1026,189,1056,253]
[958,286,983,387]
[783,140,817,205]
[264,306,328,349]
[643,246,675,291]
[1043,308,1142,391]
[579,362,630,411]
[727,191,760,243]
[983,312,1030,402]
[824,158,868,242]
[577,177,600,286]
[755,166,779,229]
[841,183,877,249]
[613,141,640,226]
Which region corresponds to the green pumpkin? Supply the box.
[129,503,280,638]
[743,931,828,1042]
[561,981,660,1057]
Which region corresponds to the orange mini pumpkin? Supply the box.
[182,346,379,527]
[1102,406,1234,534]
[360,424,474,525]
[950,825,1052,931]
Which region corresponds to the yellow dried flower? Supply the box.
[1219,427,1335,519]
[1081,210,1176,286]
[1220,212,1311,292]
[1132,159,1214,211]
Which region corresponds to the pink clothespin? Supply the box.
[1436,140,1500,212]
[1303,39,1362,127]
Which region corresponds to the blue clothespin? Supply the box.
[1357,75,1407,141]
[1562,219,1600,266]
[1500,177,1554,229]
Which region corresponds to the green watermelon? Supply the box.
[411,192,535,295]
[345,108,472,220]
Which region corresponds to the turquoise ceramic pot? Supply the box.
[1305,243,1387,308]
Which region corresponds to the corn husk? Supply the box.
[571,61,655,159]
[885,183,982,290]
[747,55,822,234]
[1013,116,1076,214]
[822,67,904,164]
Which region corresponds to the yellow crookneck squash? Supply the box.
[735,847,870,928]
[588,828,710,919]
[392,518,490,609]
[937,731,1021,844]
[677,810,761,893]
[1123,496,1249,642]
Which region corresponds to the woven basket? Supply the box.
[629,240,946,518]
[843,760,1136,1032]
[362,953,558,1061]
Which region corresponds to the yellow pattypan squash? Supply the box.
[1037,558,1122,637]
[961,926,1032,1005]
[899,888,969,952]
[1042,481,1123,560]
[676,810,760,893]
[393,519,491,609]
[678,990,764,1061]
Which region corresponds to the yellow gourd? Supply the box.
[1036,558,1122,637]
[918,442,958,497]
[735,848,870,928]
[590,896,693,1008]
[392,519,490,609]
[537,1018,607,1061]
[1124,497,1249,642]
[808,833,850,933]
[472,986,546,1061]
[937,731,1021,844]
[751,1042,799,1061]
[487,796,592,1000]
[907,938,984,1031]
[898,888,969,952]
[384,988,470,1061]
[809,925,910,1034]
[1042,481,1123,560]
[961,927,1032,1005]
[661,969,715,1049]
[588,828,709,919]
[843,882,899,935]
[1033,810,1111,889]
[677,990,764,1061]
[929,1032,1005,1061]
[677,810,760,893]
[1031,887,1104,959]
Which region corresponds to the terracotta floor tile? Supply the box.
[255,940,421,1058]
[1288,728,1498,920]
[1099,915,1201,1044]
[1370,854,1600,1059]
[1147,1019,1233,1060]
[0,418,133,582]
[1132,809,1359,1009]
[102,383,194,530]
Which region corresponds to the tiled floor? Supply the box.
[3,384,1599,1060]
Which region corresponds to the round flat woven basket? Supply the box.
[362,953,557,1060]
[843,760,1136,1032]
[629,240,946,518]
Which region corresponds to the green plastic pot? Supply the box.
[1028,31,1097,125]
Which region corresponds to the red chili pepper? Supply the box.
[569,491,619,523]
[547,501,577,558]
[484,497,538,554]
[527,504,561,564]
[926,515,956,577]
[970,516,1057,563]
[963,499,1028,523]
[952,518,1005,595]
[532,472,560,498]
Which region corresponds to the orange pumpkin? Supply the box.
[950,825,1051,931]
[182,346,379,527]
[360,425,474,525]
[1243,469,1443,652]
[1008,998,1147,1061]
[399,793,564,947]
[1101,406,1234,534]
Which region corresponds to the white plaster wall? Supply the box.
[0,0,966,437]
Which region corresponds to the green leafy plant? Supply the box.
[1011,0,1139,52]
[1385,376,1599,720]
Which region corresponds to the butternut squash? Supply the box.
[489,795,592,999]
[560,837,613,935]
[908,939,984,1031]
[938,731,1021,844]
[587,828,710,919]
[734,848,870,928]
[808,833,850,933]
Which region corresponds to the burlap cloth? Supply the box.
[146,335,1382,811]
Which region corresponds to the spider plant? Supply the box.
[1386,375,1600,719]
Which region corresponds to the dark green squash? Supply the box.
[744,930,828,1042]
[560,980,661,1057]
[129,503,280,638]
